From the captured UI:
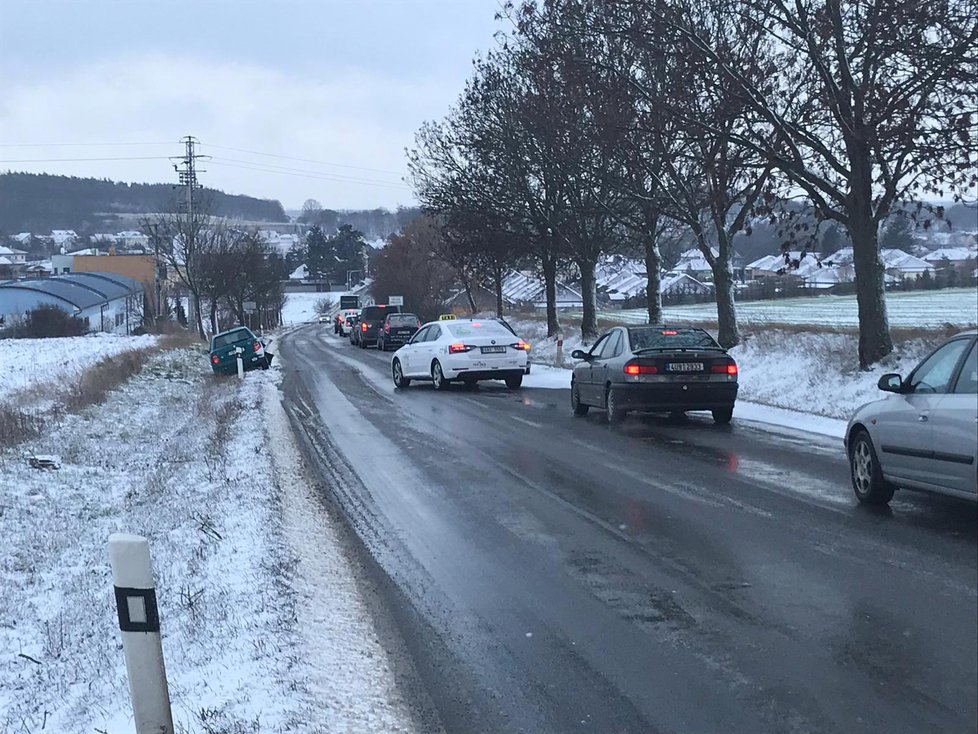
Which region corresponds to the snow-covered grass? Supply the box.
[281,292,336,326]
[503,311,946,421]
[602,287,978,329]
[0,333,159,401]
[0,348,414,733]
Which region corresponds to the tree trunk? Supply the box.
[644,239,663,326]
[849,216,893,368]
[712,260,740,349]
[541,254,560,338]
[192,293,205,340]
[494,263,504,317]
[209,299,219,334]
[578,258,599,343]
[462,278,477,314]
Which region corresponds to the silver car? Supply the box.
[845,331,977,505]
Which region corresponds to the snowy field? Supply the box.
[0,348,415,733]
[280,292,336,325]
[602,288,978,328]
[0,334,158,401]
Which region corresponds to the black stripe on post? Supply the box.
[114,586,160,633]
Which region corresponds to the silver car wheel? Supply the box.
[852,441,873,494]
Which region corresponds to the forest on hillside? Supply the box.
[0,172,288,235]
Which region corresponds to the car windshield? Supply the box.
[628,327,720,351]
[362,306,396,321]
[388,314,419,327]
[212,329,251,349]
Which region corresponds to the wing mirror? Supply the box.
[571,349,589,361]
[878,373,904,393]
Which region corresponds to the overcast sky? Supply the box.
[0,0,503,210]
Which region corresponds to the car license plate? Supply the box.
[481,346,506,354]
[666,362,704,372]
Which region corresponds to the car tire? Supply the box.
[432,361,450,391]
[606,387,626,424]
[505,373,523,389]
[392,359,411,388]
[849,429,895,505]
[571,382,589,416]
[711,406,734,424]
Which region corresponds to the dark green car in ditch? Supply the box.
[209,326,272,375]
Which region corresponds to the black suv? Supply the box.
[377,312,422,351]
[357,304,402,348]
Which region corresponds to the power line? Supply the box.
[0,156,173,163]
[0,142,176,149]
[209,155,410,188]
[200,143,406,176]
[208,159,412,190]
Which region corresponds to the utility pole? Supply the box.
[170,136,208,336]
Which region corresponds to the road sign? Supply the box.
[243,301,256,313]
[388,296,404,306]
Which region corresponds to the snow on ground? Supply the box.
[0,348,415,733]
[602,288,978,328]
[504,313,943,427]
[0,333,158,401]
[281,292,337,325]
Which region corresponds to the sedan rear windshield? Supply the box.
[628,327,720,351]
[387,314,420,327]
[212,329,252,349]
[361,306,399,321]
[446,322,513,338]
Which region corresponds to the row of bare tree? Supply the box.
[408,0,976,367]
[144,199,286,338]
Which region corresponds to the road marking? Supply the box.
[511,416,543,429]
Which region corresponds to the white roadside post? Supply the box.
[555,338,564,368]
[233,345,245,380]
[108,533,174,734]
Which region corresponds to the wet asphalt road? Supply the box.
[279,325,977,734]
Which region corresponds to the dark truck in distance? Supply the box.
[209,326,272,375]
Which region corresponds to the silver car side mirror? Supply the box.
[877,373,904,393]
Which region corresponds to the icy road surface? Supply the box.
[280,325,978,734]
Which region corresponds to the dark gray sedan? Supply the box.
[570,326,738,424]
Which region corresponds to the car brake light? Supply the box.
[384,323,390,333]
[662,329,678,335]
[624,362,657,375]
[449,343,472,354]
[253,340,262,353]
[711,362,738,375]
[510,340,531,351]
[361,322,368,331]
[210,354,220,365]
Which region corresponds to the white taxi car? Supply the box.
[391,316,530,390]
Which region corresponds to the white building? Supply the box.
[0,246,28,264]
[51,230,79,246]
[922,247,978,268]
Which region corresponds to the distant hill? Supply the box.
[0,172,288,235]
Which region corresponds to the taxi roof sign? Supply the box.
[438,314,457,320]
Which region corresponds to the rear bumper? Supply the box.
[614,381,737,410]
[447,368,525,381]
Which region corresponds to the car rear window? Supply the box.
[628,327,720,351]
[213,329,252,349]
[361,306,399,321]
[388,314,419,327]
[446,322,513,338]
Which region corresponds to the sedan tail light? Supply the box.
[624,362,657,375]
[510,340,531,351]
[361,322,369,332]
[253,340,262,353]
[384,323,390,333]
[710,362,738,375]
[448,343,473,354]
[210,353,220,365]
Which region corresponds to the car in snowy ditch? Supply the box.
[390,317,531,389]
[569,326,739,424]
[845,330,977,506]
[209,326,272,375]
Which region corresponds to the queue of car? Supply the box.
[321,303,977,509]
